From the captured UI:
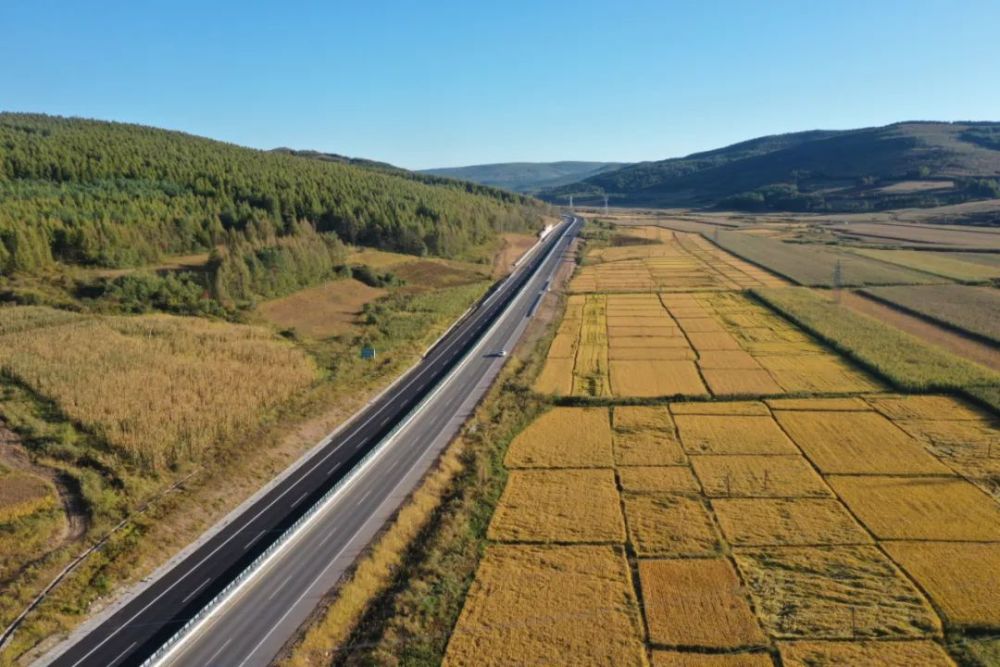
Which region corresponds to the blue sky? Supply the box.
[2,1,998,169]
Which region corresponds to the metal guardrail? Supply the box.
[139,219,574,667]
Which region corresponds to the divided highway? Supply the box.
[42,216,580,667]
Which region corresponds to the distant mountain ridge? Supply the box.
[542,121,1000,212]
[420,161,626,194]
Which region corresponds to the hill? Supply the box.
[420,161,626,193]
[543,122,1000,212]
[0,114,545,308]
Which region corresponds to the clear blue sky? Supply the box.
[2,1,998,169]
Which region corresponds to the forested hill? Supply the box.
[0,113,545,275]
[543,122,1000,212]
[420,161,626,194]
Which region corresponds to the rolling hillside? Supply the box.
[543,122,1000,212]
[421,161,626,194]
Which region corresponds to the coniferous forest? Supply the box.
[0,113,545,306]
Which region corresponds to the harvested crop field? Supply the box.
[852,247,1000,281]
[443,545,646,666]
[882,542,1000,629]
[639,558,766,648]
[504,407,612,468]
[777,640,955,666]
[828,476,1000,541]
[488,469,625,543]
[734,546,942,639]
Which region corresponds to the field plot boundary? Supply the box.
[857,288,1000,348]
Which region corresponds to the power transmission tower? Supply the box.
[569,194,574,212]
[603,194,609,214]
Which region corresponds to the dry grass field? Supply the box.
[0,470,57,523]
[443,545,647,666]
[0,306,317,472]
[256,278,386,338]
[639,558,767,648]
[504,407,613,468]
[488,469,625,543]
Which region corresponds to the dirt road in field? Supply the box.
[839,291,1000,372]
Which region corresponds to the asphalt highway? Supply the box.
[41,215,580,667]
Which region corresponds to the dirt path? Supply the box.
[839,291,1000,372]
[491,233,538,279]
[0,423,90,546]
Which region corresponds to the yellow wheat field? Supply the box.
[701,369,784,396]
[690,455,831,498]
[674,318,726,333]
[890,417,1000,500]
[612,406,687,466]
[609,360,707,397]
[883,542,1000,629]
[651,652,774,667]
[777,640,955,667]
[0,307,316,472]
[443,545,647,667]
[755,355,880,393]
[504,408,612,469]
[622,493,720,557]
[675,415,799,455]
[734,546,942,639]
[828,476,1000,541]
[774,411,952,475]
[533,357,575,395]
[767,397,872,411]
[670,401,770,416]
[865,395,986,421]
[696,351,763,369]
[711,498,871,546]
[488,469,625,543]
[686,331,743,351]
[617,466,700,495]
[639,558,767,648]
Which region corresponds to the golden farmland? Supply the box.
[447,222,996,665]
[536,288,880,399]
[443,545,646,666]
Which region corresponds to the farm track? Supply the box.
[838,291,1000,372]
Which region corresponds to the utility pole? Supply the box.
[833,259,843,303]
